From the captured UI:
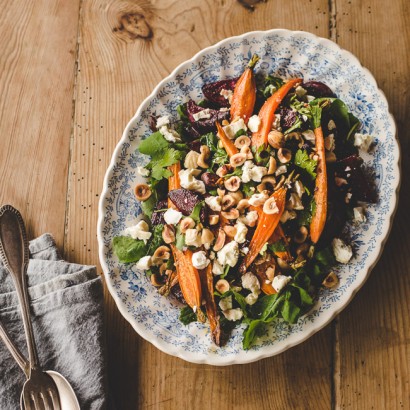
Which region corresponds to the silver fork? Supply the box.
[0,205,61,410]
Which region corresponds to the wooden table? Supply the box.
[1,1,408,408]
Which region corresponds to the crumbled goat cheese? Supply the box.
[179,169,206,194]
[223,118,247,139]
[272,275,292,292]
[156,115,170,129]
[137,166,150,177]
[295,85,307,97]
[192,251,210,270]
[287,192,304,210]
[212,259,224,275]
[163,208,183,225]
[354,133,373,152]
[275,165,287,176]
[247,115,261,132]
[245,292,259,305]
[302,129,316,142]
[192,108,212,121]
[222,308,243,321]
[220,89,233,103]
[241,272,260,294]
[123,220,152,243]
[159,125,180,142]
[332,238,353,264]
[293,180,305,198]
[136,255,152,270]
[219,296,233,311]
[306,95,315,103]
[241,246,249,255]
[272,114,281,130]
[185,229,202,247]
[205,196,222,212]
[353,207,366,224]
[217,241,239,268]
[248,192,269,207]
[239,210,259,227]
[234,221,248,244]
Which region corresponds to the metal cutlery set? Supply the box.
[0,205,80,410]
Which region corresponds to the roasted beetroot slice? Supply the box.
[186,100,230,132]
[168,188,201,216]
[151,199,168,225]
[278,106,300,130]
[302,81,336,98]
[201,172,219,188]
[336,155,377,203]
[202,78,238,107]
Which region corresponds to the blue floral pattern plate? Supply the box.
[97,29,400,365]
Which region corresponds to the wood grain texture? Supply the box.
[0,0,80,243]
[64,1,332,409]
[335,0,410,408]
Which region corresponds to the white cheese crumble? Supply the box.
[185,229,202,247]
[241,160,267,183]
[223,118,247,139]
[272,113,281,130]
[192,251,210,270]
[222,308,243,321]
[293,180,305,198]
[220,89,233,103]
[302,129,316,142]
[217,241,239,268]
[238,210,259,227]
[241,272,260,294]
[156,115,170,129]
[192,108,212,121]
[275,165,288,176]
[136,255,152,270]
[212,259,224,275]
[205,195,222,212]
[245,292,259,306]
[179,169,206,194]
[137,166,150,177]
[163,208,183,225]
[354,133,373,152]
[248,192,269,207]
[159,125,180,142]
[247,115,261,133]
[295,85,307,97]
[353,207,366,223]
[332,238,353,264]
[287,193,304,210]
[272,275,292,292]
[234,221,248,244]
[123,220,152,243]
[219,296,233,311]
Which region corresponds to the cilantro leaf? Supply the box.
[150,148,183,180]
[112,236,147,263]
[139,132,168,156]
[294,149,317,179]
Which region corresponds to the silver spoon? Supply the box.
[0,321,80,409]
[0,205,80,409]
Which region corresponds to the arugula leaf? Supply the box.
[112,236,147,263]
[242,320,266,349]
[310,103,323,129]
[231,291,248,317]
[147,224,164,255]
[139,132,168,156]
[281,299,301,324]
[268,239,286,253]
[179,306,197,325]
[294,149,317,179]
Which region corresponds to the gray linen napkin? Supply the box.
[0,234,107,409]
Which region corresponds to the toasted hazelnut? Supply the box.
[258,176,276,192]
[294,226,308,244]
[322,271,339,288]
[201,228,215,247]
[215,279,230,294]
[276,257,291,270]
[234,135,251,149]
[221,209,240,220]
[134,184,152,201]
[326,151,337,163]
[223,225,237,238]
[162,224,175,244]
[209,214,220,225]
[151,273,164,287]
[153,245,171,260]
[240,145,253,159]
[198,145,211,168]
[285,131,302,142]
[213,229,226,251]
[159,262,168,275]
[180,217,195,233]
[216,164,233,177]
[237,199,250,211]
[268,130,284,149]
[263,197,280,215]
[230,153,247,168]
[224,176,241,192]
[222,194,236,210]
[231,191,244,202]
[184,150,200,169]
[217,188,226,197]
[275,175,286,190]
[267,156,277,175]
[277,148,292,164]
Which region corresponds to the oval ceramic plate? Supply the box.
[98,29,400,365]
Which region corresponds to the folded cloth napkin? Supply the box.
[0,234,107,409]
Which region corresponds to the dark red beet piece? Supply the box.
[202,77,239,107]
[302,81,336,98]
[151,199,168,225]
[201,172,219,188]
[168,188,201,216]
[187,139,201,153]
[278,106,300,130]
[186,100,230,132]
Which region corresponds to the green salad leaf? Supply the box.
[294,149,317,179]
[179,306,197,325]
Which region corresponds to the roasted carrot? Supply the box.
[167,161,181,209]
[216,121,239,158]
[199,264,222,345]
[310,126,327,243]
[230,54,259,123]
[241,187,287,272]
[171,245,205,322]
[251,78,302,148]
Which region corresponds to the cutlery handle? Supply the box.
[0,205,39,371]
[0,320,29,376]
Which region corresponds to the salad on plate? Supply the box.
[112,54,376,349]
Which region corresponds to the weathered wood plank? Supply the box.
[335,0,409,408]
[0,0,80,243]
[66,0,332,408]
